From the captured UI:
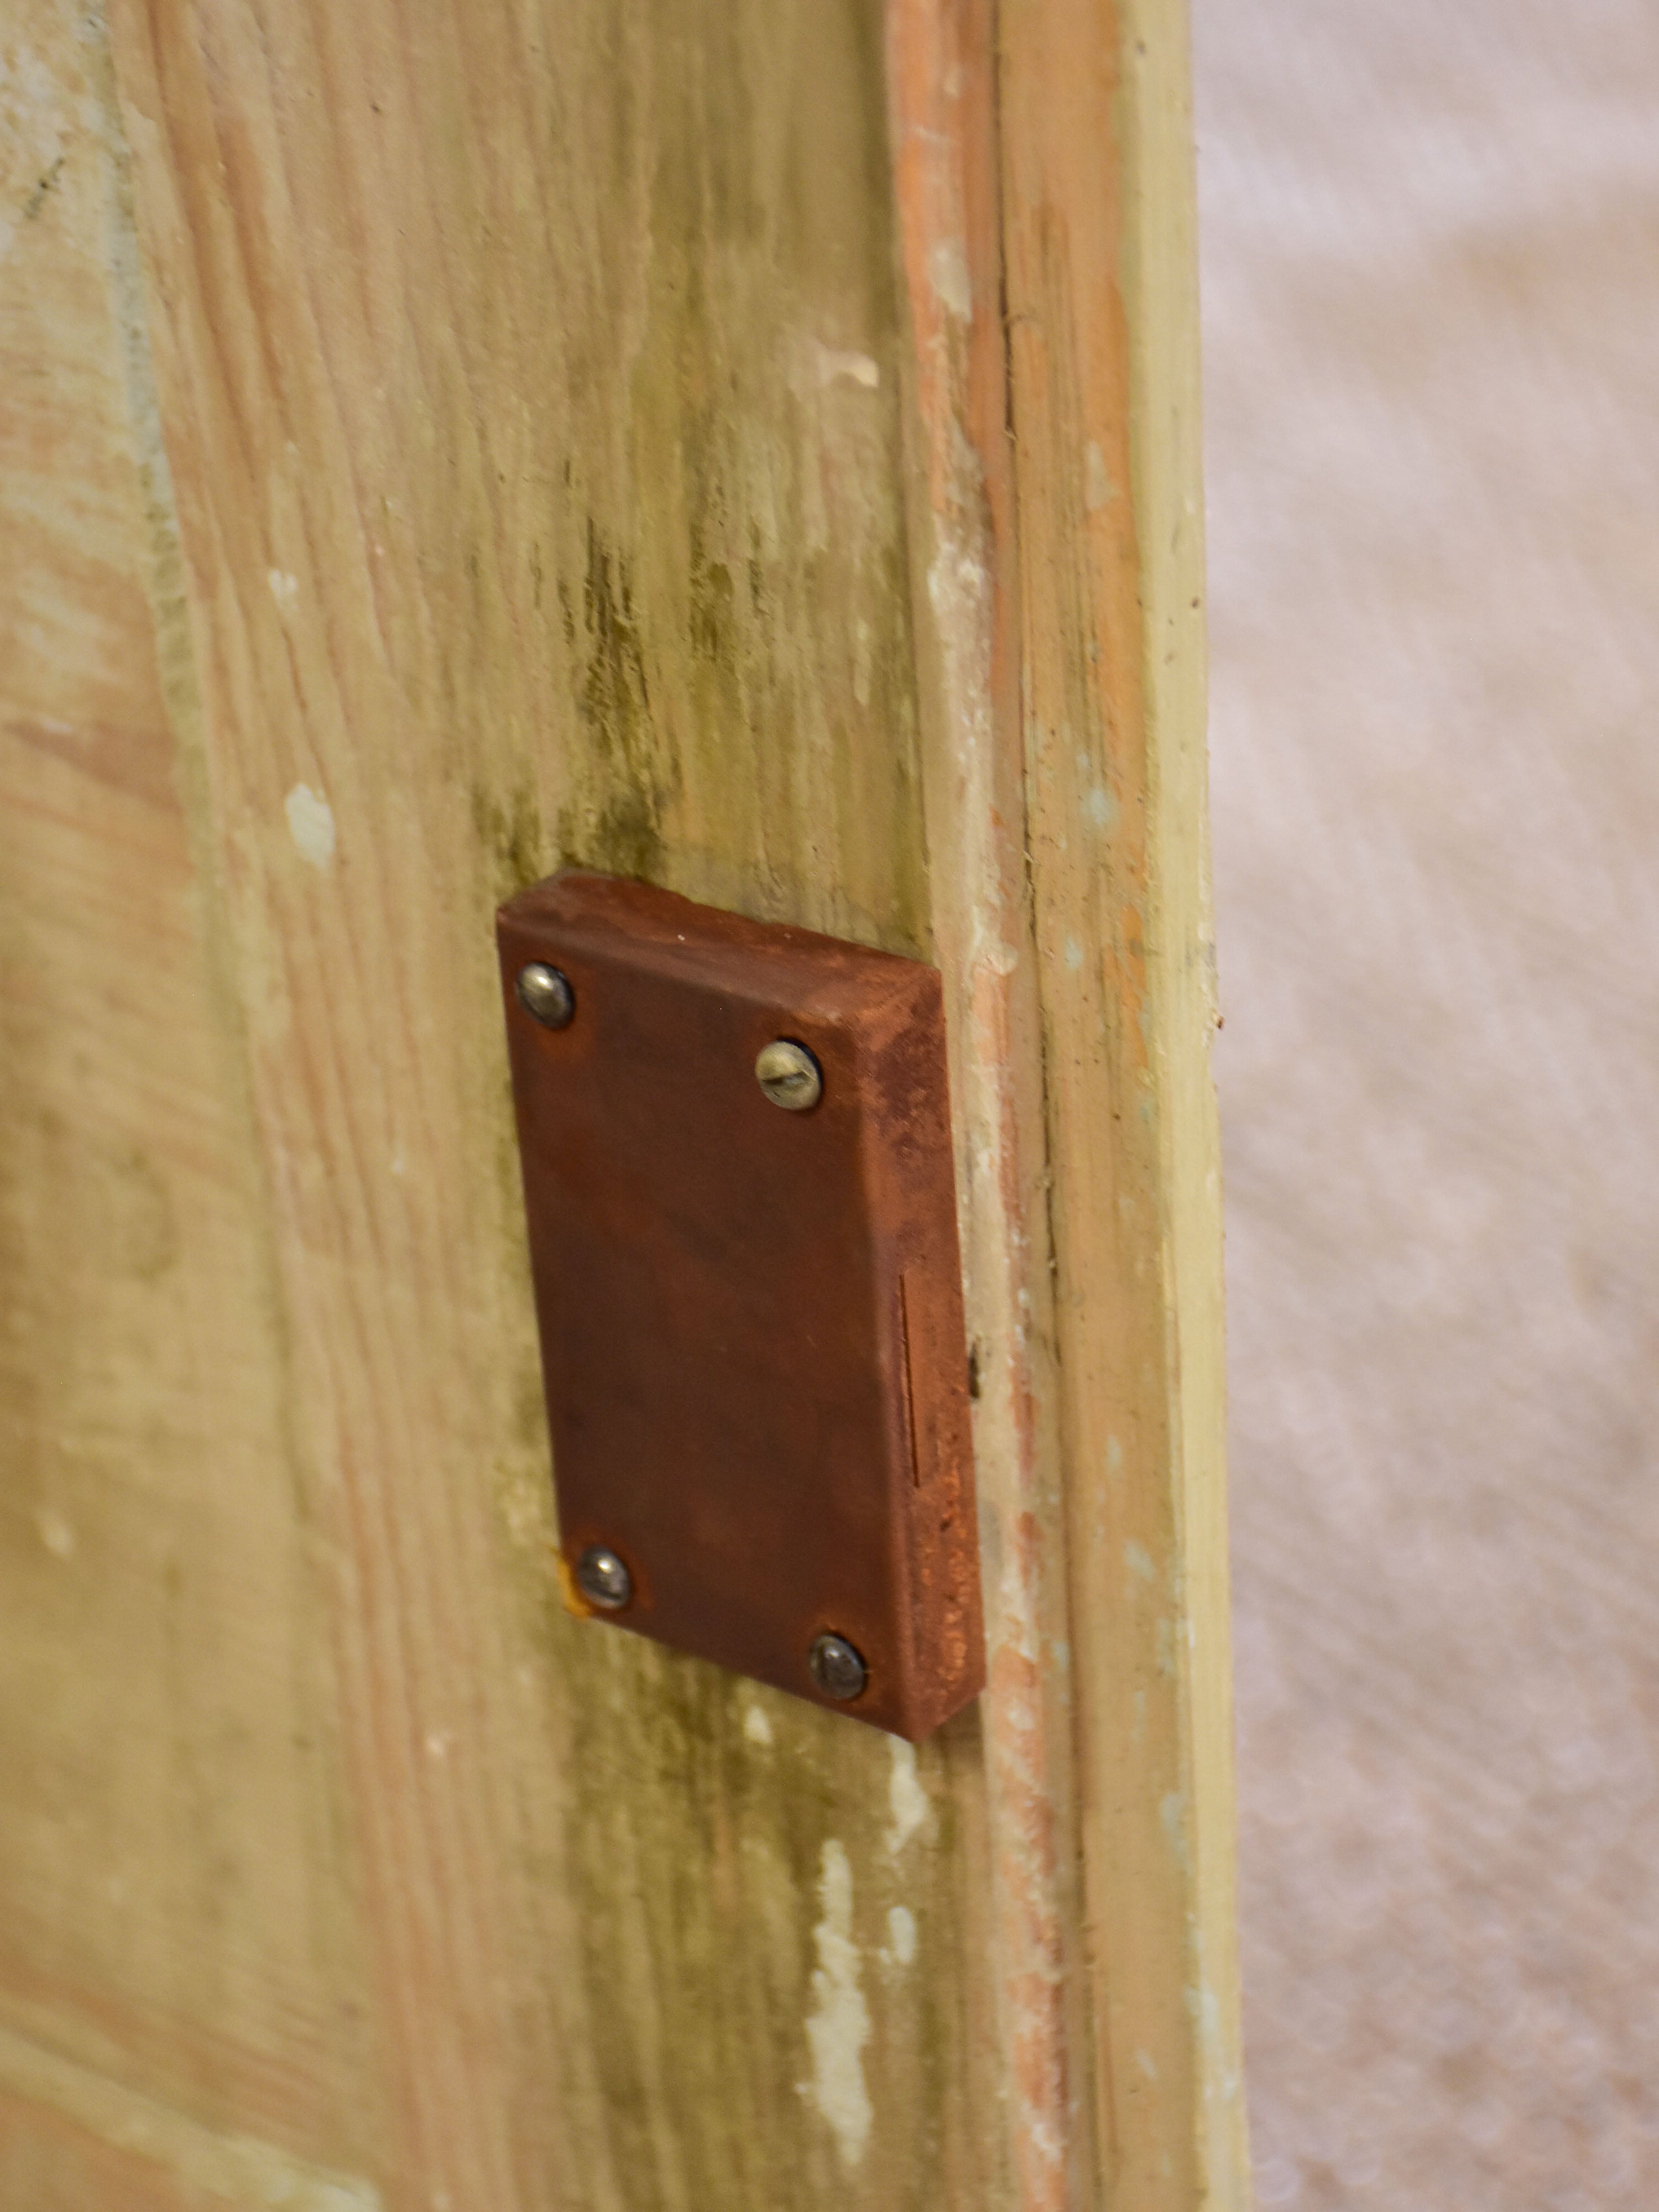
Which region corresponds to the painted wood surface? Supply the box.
[0,0,1244,2204]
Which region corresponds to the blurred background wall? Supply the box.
[1193,3,1659,2204]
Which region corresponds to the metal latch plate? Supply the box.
[496,872,984,1740]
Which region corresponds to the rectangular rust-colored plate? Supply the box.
[496,872,984,1740]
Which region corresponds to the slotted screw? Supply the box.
[517,962,575,1030]
[755,1039,822,1112]
[808,1632,868,1701]
[576,1544,632,1610]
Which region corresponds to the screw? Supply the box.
[755,1038,822,1112]
[576,1544,632,1610]
[517,962,575,1030]
[808,1631,868,1701]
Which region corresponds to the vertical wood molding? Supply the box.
[1118,8,1249,2200]
[889,0,1249,2203]
[884,2,1085,2206]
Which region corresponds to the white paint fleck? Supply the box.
[425,1731,452,1762]
[1125,1538,1156,1585]
[1063,936,1084,973]
[928,237,972,322]
[268,568,300,608]
[36,1509,74,1560]
[803,1840,872,2170]
[743,1701,774,1747]
[1136,2047,1160,2083]
[1084,440,1115,512]
[884,1905,917,1967]
[813,341,880,390]
[1085,782,1115,830]
[285,784,336,868]
[886,1738,928,1856]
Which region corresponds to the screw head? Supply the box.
[755,1038,822,1112]
[575,1544,632,1610]
[516,962,575,1030]
[808,1631,868,1702]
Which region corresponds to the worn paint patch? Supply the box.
[267,567,299,608]
[743,1700,774,1747]
[1084,439,1115,511]
[1125,1538,1156,1585]
[883,1904,917,1967]
[36,1507,74,1559]
[802,1839,872,2171]
[285,783,336,868]
[886,1736,927,1856]
[927,237,972,322]
[812,340,880,390]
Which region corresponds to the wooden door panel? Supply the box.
[0,0,1245,2202]
[0,0,371,2178]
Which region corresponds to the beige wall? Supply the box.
[1196,1,1659,2204]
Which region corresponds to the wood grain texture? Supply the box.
[102,0,1003,2205]
[0,0,373,2176]
[889,0,1248,2201]
[993,0,1248,2197]
[1,0,1240,2201]
[0,2021,377,2211]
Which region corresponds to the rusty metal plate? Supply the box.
[495,872,984,1740]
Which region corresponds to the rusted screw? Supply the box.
[808,1631,867,1700]
[755,1038,822,1112]
[517,962,575,1030]
[576,1545,632,1610]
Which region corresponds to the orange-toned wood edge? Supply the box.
[886,0,1249,2204]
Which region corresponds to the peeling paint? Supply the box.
[743,1700,774,1747]
[883,1905,917,1967]
[927,236,972,322]
[802,1840,872,2171]
[812,340,880,389]
[886,1738,928,1855]
[285,783,336,868]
